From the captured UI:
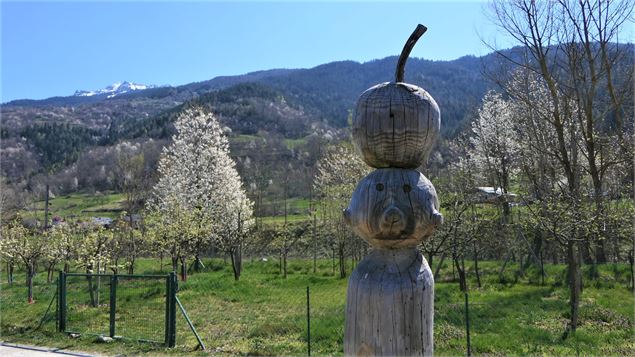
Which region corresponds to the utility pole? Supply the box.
[44,183,50,230]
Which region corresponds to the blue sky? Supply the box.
[2,1,506,102]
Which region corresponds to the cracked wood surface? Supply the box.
[344,168,442,249]
[344,248,433,356]
[352,82,440,169]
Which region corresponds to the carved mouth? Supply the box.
[374,216,414,240]
[374,230,412,240]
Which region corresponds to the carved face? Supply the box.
[352,82,441,169]
[344,168,442,249]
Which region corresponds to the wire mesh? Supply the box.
[1,255,629,355]
[0,276,58,332]
[168,257,349,355]
[65,274,111,336]
[308,285,346,355]
[115,276,167,342]
[175,281,309,355]
[63,273,167,343]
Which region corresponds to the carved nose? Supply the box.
[382,206,405,230]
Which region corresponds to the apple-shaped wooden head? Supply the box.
[351,24,440,169]
[352,81,440,168]
[343,168,442,249]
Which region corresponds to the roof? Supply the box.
[475,187,517,197]
[91,217,113,226]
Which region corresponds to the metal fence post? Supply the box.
[109,274,117,338]
[55,277,59,332]
[175,296,206,350]
[307,286,311,357]
[465,292,471,357]
[171,272,178,347]
[165,274,170,345]
[165,272,177,347]
[58,271,66,332]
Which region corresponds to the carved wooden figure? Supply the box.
[352,26,440,169]
[344,24,442,357]
[343,169,442,250]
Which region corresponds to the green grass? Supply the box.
[282,138,308,150]
[260,214,310,225]
[21,192,126,221]
[257,197,313,225]
[230,134,263,144]
[2,259,633,356]
[22,191,316,225]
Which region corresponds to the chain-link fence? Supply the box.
[59,272,181,346]
[55,269,349,354]
[170,260,347,355]
[3,259,633,356]
[64,273,112,337]
[115,275,170,342]
[307,286,346,355]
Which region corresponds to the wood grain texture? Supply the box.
[352,82,440,169]
[343,168,443,249]
[395,24,427,83]
[344,248,434,356]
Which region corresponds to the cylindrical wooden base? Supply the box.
[344,248,433,356]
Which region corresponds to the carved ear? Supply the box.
[431,209,443,226]
[343,208,352,226]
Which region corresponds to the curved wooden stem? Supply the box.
[395,24,427,83]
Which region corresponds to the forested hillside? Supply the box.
[0,51,490,199]
[1,44,632,209]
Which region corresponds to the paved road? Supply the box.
[0,343,98,357]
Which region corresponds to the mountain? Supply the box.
[74,81,157,98]
[2,44,631,197]
[2,55,491,136]
[0,49,521,192]
[69,55,491,154]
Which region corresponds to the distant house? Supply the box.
[474,187,518,204]
[91,217,113,228]
[51,216,64,226]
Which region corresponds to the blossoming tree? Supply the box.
[151,107,253,281]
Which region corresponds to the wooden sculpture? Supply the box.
[352,25,440,169]
[343,24,442,357]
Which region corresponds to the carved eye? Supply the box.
[375,183,384,192]
[403,184,412,193]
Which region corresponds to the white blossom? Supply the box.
[151,107,253,260]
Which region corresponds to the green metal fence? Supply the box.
[57,271,179,347]
[53,269,345,353]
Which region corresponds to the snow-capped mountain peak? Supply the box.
[74,81,155,98]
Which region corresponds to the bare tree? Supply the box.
[274,223,307,279]
[486,0,633,332]
[114,141,153,274]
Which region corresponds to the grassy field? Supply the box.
[22,192,126,221]
[1,258,633,356]
[282,137,308,150]
[20,192,315,225]
[258,197,312,225]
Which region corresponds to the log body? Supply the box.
[344,248,433,356]
[352,82,440,169]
